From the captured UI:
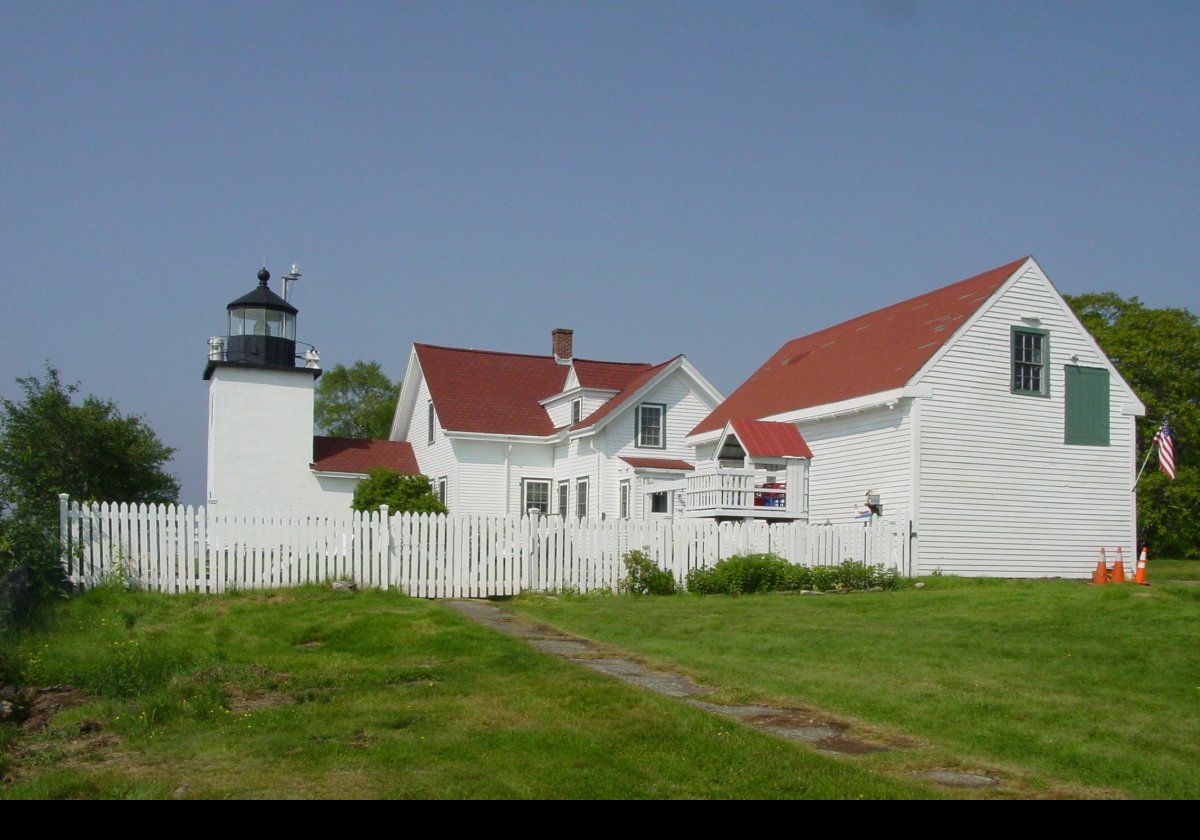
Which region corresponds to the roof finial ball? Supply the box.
[257,267,270,286]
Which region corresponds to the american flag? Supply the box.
[1153,420,1176,480]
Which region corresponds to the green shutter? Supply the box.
[1064,366,1110,446]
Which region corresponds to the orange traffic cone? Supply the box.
[1133,547,1150,586]
[1092,548,1108,585]
[1111,548,1127,584]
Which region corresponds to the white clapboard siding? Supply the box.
[914,263,1139,577]
[57,496,908,595]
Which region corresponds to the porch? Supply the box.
[682,465,808,521]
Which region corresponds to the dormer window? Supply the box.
[635,403,666,449]
[571,398,583,424]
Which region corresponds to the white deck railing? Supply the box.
[684,468,795,517]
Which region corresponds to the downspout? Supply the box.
[504,444,512,515]
[907,397,921,577]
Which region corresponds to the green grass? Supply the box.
[1150,557,1200,582]
[510,577,1200,799]
[0,586,930,800]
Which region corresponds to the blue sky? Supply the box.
[2,2,1197,504]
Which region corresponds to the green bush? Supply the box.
[619,549,677,596]
[686,553,801,595]
[686,555,899,595]
[0,517,68,633]
[351,468,448,514]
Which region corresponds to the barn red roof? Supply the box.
[728,419,813,459]
[691,258,1028,435]
[573,357,680,430]
[620,457,695,471]
[414,344,660,437]
[311,437,420,475]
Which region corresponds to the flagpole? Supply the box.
[1131,444,1155,491]
[1132,416,1168,492]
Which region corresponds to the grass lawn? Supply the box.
[0,586,930,800]
[510,577,1200,799]
[1151,557,1200,582]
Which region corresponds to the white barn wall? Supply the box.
[915,264,1139,577]
[796,402,913,526]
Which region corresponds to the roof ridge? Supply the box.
[415,343,653,368]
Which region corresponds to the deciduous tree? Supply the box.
[314,361,400,440]
[1066,293,1199,557]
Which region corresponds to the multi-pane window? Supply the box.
[557,481,569,517]
[522,480,550,514]
[619,481,630,520]
[575,478,589,519]
[650,492,670,514]
[571,398,583,424]
[1012,329,1048,395]
[636,403,666,448]
[427,400,436,444]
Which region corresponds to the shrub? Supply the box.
[686,553,798,595]
[0,517,68,633]
[619,549,677,596]
[352,468,447,514]
[686,555,900,595]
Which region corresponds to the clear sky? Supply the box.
[2,2,1197,504]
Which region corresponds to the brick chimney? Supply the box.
[552,328,574,363]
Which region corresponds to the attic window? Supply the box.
[635,403,666,449]
[571,398,582,424]
[1012,327,1049,396]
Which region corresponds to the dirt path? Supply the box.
[443,599,1026,796]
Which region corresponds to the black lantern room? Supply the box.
[223,267,299,367]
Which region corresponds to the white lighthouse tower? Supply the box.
[204,267,330,513]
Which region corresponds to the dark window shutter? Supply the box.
[1065,366,1110,446]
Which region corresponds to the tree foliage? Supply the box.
[0,366,179,529]
[314,361,400,440]
[351,468,447,515]
[1065,293,1200,557]
[0,365,179,619]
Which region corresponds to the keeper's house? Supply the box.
[687,257,1145,578]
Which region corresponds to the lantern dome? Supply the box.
[217,268,299,369]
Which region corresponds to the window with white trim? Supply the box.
[575,477,588,519]
[436,477,448,506]
[427,400,435,444]
[635,403,666,449]
[557,481,569,517]
[522,479,550,515]
[571,398,583,424]
[1012,328,1049,396]
[619,480,630,519]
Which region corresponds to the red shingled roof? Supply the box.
[620,457,695,471]
[692,258,1028,435]
[311,437,420,475]
[414,344,658,437]
[574,356,680,430]
[729,419,813,459]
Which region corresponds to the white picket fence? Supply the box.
[57,495,910,596]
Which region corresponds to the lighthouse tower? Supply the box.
[204,267,325,512]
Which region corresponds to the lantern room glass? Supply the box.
[229,307,295,340]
